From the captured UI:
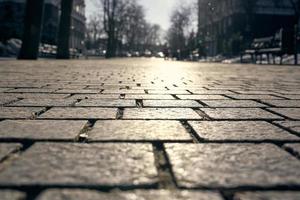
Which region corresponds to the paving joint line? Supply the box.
[193,108,211,120]
[269,121,300,138]
[152,142,178,189]
[180,120,205,143]
[116,108,124,119]
[136,99,143,108]
[75,119,97,143]
[262,107,291,120]
[280,144,300,161]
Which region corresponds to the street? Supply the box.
[0,58,300,199]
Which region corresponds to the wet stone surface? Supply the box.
[10,98,77,107]
[234,191,300,200]
[188,121,300,141]
[201,100,266,108]
[0,143,157,186]
[274,121,300,134]
[125,94,175,100]
[0,143,22,161]
[0,190,26,200]
[165,144,300,188]
[75,99,136,107]
[226,94,285,100]
[268,108,300,120]
[0,107,44,119]
[260,100,300,107]
[123,108,202,119]
[200,108,283,120]
[0,59,299,197]
[143,100,202,108]
[89,120,192,141]
[0,120,86,140]
[177,95,229,100]
[39,107,117,119]
[36,189,223,200]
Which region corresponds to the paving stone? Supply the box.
[143,100,201,108]
[0,143,157,186]
[39,107,117,119]
[0,93,69,99]
[72,94,120,99]
[0,97,17,106]
[43,84,86,89]
[260,100,300,107]
[282,95,300,99]
[125,94,175,100]
[5,88,56,93]
[201,108,283,120]
[89,120,191,141]
[0,190,26,200]
[0,107,44,119]
[0,120,86,140]
[0,143,22,161]
[0,88,11,92]
[274,121,300,134]
[234,191,300,200]
[227,94,284,100]
[278,91,300,95]
[268,108,300,119]
[55,89,100,94]
[188,121,299,141]
[190,89,234,94]
[36,189,223,200]
[201,100,266,108]
[147,90,190,94]
[123,108,201,119]
[284,143,300,157]
[231,90,278,95]
[10,98,77,107]
[177,95,229,100]
[102,89,145,94]
[165,144,300,188]
[76,99,136,107]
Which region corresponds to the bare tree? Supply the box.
[91,0,161,56]
[95,0,130,58]
[167,4,193,59]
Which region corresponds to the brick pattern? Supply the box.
[0,59,299,199]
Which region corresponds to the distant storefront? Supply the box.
[0,0,86,52]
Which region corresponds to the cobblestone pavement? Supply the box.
[0,58,300,200]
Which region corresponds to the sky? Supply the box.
[85,0,178,30]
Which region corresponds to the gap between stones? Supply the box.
[34,107,53,119]
[261,107,291,120]
[136,99,143,108]
[75,119,97,143]
[152,142,178,189]
[180,120,205,143]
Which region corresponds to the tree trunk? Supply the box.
[295,24,299,65]
[57,0,73,59]
[18,0,45,60]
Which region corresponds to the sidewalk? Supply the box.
[0,58,299,200]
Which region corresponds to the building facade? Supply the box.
[70,0,86,53]
[198,0,296,56]
[0,0,85,52]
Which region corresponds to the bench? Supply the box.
[241,29,294,64]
